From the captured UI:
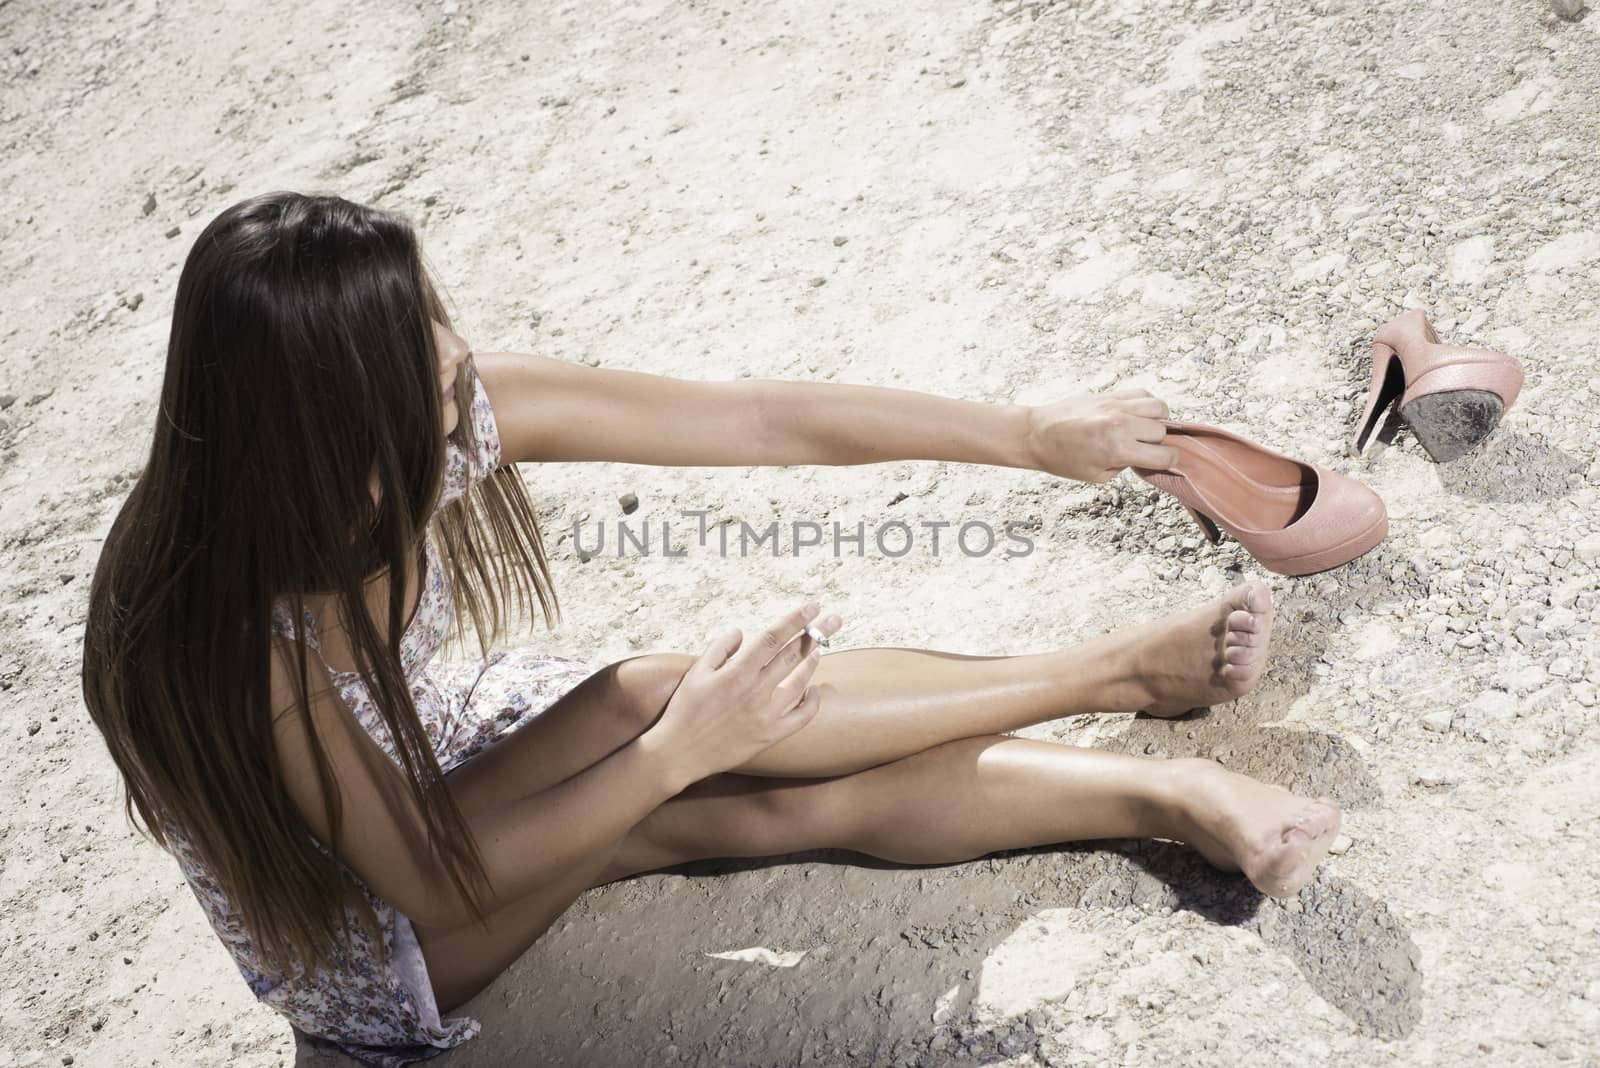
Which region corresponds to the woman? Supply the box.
[81,192,1340,1066]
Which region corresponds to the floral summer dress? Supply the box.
[163,372,598,1066]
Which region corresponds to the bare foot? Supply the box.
[1166,758,1342,898]
[1130,580,1273,717]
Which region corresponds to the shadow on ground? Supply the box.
[1432,429,1586,503]
[296,835,1419,1066]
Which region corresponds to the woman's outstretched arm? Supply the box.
[475,351,1176,483]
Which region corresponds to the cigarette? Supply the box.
[804,623,831,647]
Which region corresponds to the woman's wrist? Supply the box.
[1016,404,1047,473]
[628,728,697,798]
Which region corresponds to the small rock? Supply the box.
[142,192,157,216]
[833,236,848,247]
[808,276,827,287]
[0,393,15,409]
[164,226,181,239]
[1328,834,1353,855]
[127,292,144,312]
[1540,607,1577,634]
[28,721,42,736]
[1457,632,1483,649]
[1415,768,1460,787]
[618,492,638,515]
[1507,668,1545,696]
[1421,708,1455,732]
[947,75,967,88]
[1576,534,1600,563]
[1549,0,1586,19]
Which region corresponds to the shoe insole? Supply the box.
[1169,430,1317,533]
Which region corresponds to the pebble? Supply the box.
[1549,657,1575,679]
[164,226,180,239]
[1540,607,1577,634]
[618,492,638,515]
[1328,834,1353,855]
[141,192,156,216]
[1457,632,1484,649]
[0,394,14,409]
[27,721,41,736]
[1549,0,1586,18]
[1421,708,1455,732]
[1415,769,1460,787]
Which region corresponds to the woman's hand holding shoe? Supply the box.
[1026,388,1178,484]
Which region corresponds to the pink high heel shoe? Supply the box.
[1350,310,1523,462]
[1134,422,1388,577]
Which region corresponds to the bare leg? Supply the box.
[440,581,1274,813]
[620,739,1338,890]
[417,581,1279,1004]
[419,737,1337,1011]
[736,579,1274,776]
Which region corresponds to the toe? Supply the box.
[1227,609,1259,634]
[1225,628,1262,649]
[1223,644,1258,666]
[1242,580,1272,616]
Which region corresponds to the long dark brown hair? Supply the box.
[81,191,559,975]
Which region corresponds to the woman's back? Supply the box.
[81,192,567,1066]
[163,370,504,1063]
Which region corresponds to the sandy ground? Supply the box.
[4,0,1600,1065]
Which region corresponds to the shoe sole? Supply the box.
[1401,389,1504,463]
[1186,508,1387,578]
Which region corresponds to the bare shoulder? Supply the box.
[469,349,584,466]
[470,350,523,405]
[266,635,342,732]
[470,350,555,419]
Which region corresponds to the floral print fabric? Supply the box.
[164,372,595,1065]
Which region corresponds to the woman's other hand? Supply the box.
[1025,388,1177,483]
[642,601,839,786]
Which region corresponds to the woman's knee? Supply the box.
[688,775,858,856]
[606,651,695,734]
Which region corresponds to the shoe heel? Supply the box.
[1183,505,1222,545]
[1350,342,1405,456]
[1400,389,1505,462]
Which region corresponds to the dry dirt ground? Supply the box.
[4,0,1600,1065]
